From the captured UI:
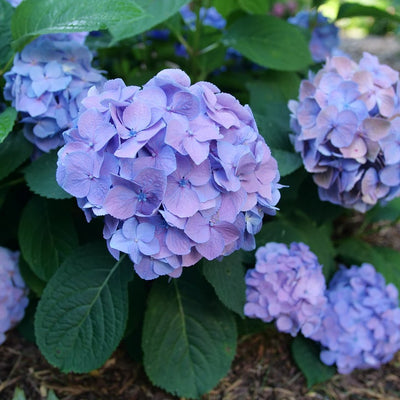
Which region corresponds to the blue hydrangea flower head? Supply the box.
[288,10,339,63]
[0,247,29,345]
[244,242,326,337]
[3,34,104,152]
[57,69,281,280]
[311,263,400,374]
[180,4,226,30]
[290,53,400,212]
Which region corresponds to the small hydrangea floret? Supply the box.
[0,247,29,345]
[290,52,400,211]
[288,10,339,63]
[57,69,281,280]
[244,242,326,337]
[311,263,400,374]
[4,34,104,152]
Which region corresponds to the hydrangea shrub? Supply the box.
[0,247,29,345]
[1,0,400,398]
[290,53,400,212]
[56,69,281,279]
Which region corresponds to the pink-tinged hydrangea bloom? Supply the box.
[0,247,29,345]
[290,53,400,212]
[311,263,400,374]
[288,10,339,63]
[3,34,104,152]
[57,69,281,280]
[244,242,326,337]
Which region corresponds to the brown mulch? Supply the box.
[1,325,400,400]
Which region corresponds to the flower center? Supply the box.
[137,191,147,202]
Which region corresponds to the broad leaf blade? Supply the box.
[35,242,133,373]
[337,3,400,22]
[291,335,336,387]
[0,107,17,145]
[109,0,190,43]
[223,15,312,71]
[0,0,13,68]
[24,150,71,200]
[202,251,246,317]
[0,130,32,181]
[143,269,237,398]
[271,148,302,177]
[11,0,145,49]
[18,197,78,281]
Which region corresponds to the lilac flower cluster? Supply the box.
[3,34,104,152]
[311,263,400,374]
[289,53,400,212]
[288,10,339,63]
[0,247,29,345]
[244,242,326,337]
[56,69,281,280]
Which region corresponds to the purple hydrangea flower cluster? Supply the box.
[5,0,22,6]
[288,10,339,63]
[0,247,29,345]
[244,242,326,337]
[56,69,281,280]
[180,5,226,30]
[3,34,104,152]
[311,263,400,374]
[289,53,400,212]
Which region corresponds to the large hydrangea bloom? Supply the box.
[56,69,281,280]
[288,10,339,63]
[244,242,326,337]
[3,34,104,152]
[311,263,400,374]
[0,247,29,345]
[290,53,400,212]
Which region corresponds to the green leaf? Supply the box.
[256,215,336,279]
[291,335,336,387]
[109,0,190,43]
[337,238,400,295]
[202,251,246,317]
[18,197,79,281]
[365,197,400,223]
[11,0,145,50]
[47,390,59,400]
[238,0,270,14]
[0,131,32,181]
[0,0,14,68]
[12,387,26,400]
[35,242,133,373]
[337,2,400,22]
[271,148,302,177]
[18,257,46,296]
[223,15,312,71]
[213,0,241,18]
[0,108,16,145]
[142,269,237,398]
[17,299,37,343]
[24,150,71,200]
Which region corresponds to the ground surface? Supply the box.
[2,35,400,400]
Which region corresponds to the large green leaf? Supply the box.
[238,0,270,14]
[223,15,312,71]
[142,269,237,398]
[256,214,336,279]
[35,243,133,373]
[337,3,400,22]
[11,0,145,50]
[202,251,246,317]
[271,148,302,177]
[18,257,46,297]
[0,0,13,68]
[0,107,17,145]
[291,335,336,387]
[24,150,71,200]
[109,0,190,43]
[0,131,32,181]
[337,237,400,294]
[18,197,78,281]
[364,197,400,224]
